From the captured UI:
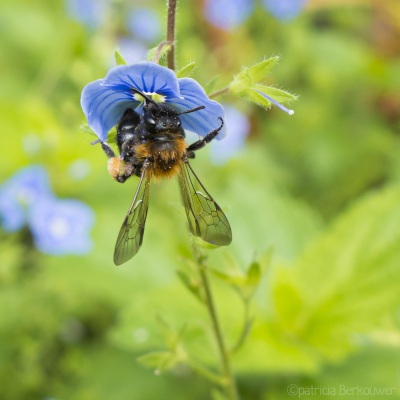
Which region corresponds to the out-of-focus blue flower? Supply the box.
[204,0,254,30]
[262,0,307,20]
[81,61,226,141]
[66,0,106,28]
[29,198,94,255]
[115,38,148,66]
[0,166,53,232]
[210,106,250,164]
[127,8,161,42]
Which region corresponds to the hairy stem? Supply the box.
[166,0,177,71]
[209,87,230,99]
[197,256,239,400]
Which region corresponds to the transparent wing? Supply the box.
[114,164,150,265]
[179,160,232,246]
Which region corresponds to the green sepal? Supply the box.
[253,84,298,103]
[246,56,280,82]
[80,123,96,137]
[147,42,173,62]
[230,56,280,93]
[176,61,197,78]
[239,86,297,110]
[114,49,127,66]
[106,126,117,144]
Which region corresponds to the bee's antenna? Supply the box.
[131,88,159,106]
[177,105,205,115]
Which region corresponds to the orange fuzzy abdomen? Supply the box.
[134,138,187,180]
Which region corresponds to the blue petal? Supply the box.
[81,62,181,141]
[168,78,226,139]
[81,79,135,141]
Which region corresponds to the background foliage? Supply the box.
[1,0,400,399]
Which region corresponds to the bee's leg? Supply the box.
[100,141,116,159]
[186,117,224,153]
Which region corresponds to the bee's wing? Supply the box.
[114,164,151,265]
[179,160,232,246]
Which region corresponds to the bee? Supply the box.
[99,88,232,265]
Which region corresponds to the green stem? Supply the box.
[197,256,239,400]
[166,0,177,71]
[209,87,230,99]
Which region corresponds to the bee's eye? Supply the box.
[145,117,156,126]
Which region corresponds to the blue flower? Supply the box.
[80,61,226,141]
[204,0,254,30]
[66,0,106,28]
[127,8,161,43]
[210,106,250,164]
[0,166,53,232]
[29,198,94,256]
[262,0,307,21]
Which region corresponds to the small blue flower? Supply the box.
[81,61,226,142]
[0,166,53,232]
[204,0,254,30]
[66,0,106,28]
[127,8,161,43]
[262,0,307,21]
[210,106,250,164]
[29,198,94,255]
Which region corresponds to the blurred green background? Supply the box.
[1,0,400,399]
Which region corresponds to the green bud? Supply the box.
[114,49,127,66]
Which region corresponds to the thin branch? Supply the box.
[152,40,173,64]
[196,255,239,400]
[209,87,230,99]
[166,0,177,71]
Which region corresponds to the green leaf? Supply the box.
[114,49,127,66]
[147,42,172,62]
[176,61,197,78]
[210,268,248,287]
[246,262,261,287]
[235,186,400,374]
[137,351,181,373]
[177,269,203,302]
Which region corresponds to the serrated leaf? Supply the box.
[176,61,197,78]
[147,42,172,62]
[114,49,127,66]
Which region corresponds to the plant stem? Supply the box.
[166,0,177,71]
[209,87,230,99]
[197,256,239,400]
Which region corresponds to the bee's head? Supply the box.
[131,87,205,134]
[142,102,181,133]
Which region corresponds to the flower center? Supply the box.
[48,216,70,239]
[133,92,166,103]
